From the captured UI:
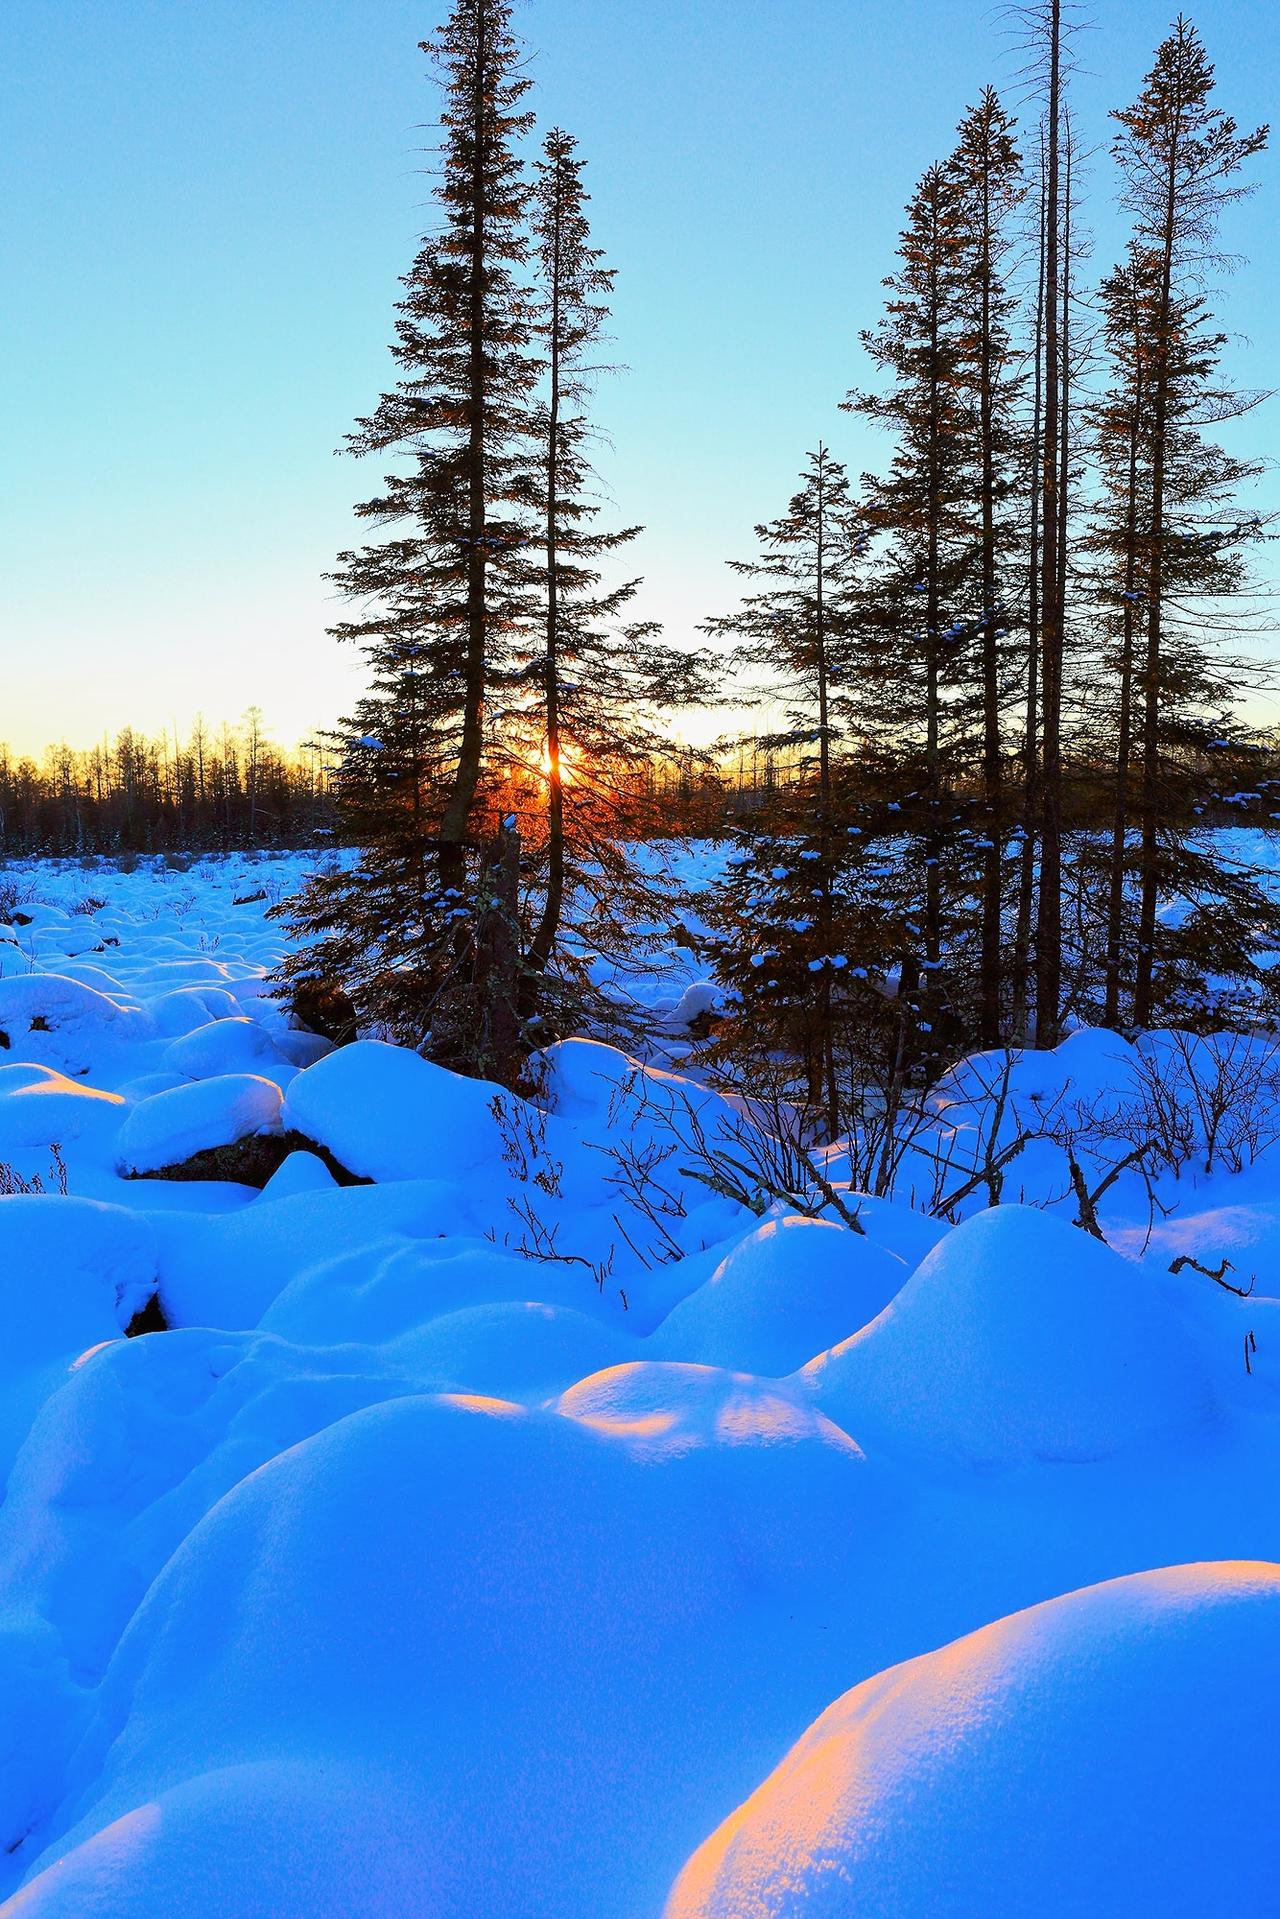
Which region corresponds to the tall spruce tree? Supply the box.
[514,126,712,1040]
[701,447,873,1137]
[1110,16,1270,1027]
[947,88,1025,1044]
[846,161,982,1071]
[279,0,541,1077]
[1089,250,1158,1025]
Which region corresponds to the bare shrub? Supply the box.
[486,1093,618,1297]
[0,877,34,923]
[1131,1031,1280,1177]
[0,1146,68,1196]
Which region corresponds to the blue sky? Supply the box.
[5,0,1278,756]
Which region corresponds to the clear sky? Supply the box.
[5,0,1278,758]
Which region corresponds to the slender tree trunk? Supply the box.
[977,134,1003,1047]
[529,165,566,976]
[1133,90,1183,1029]
[477,816,522,1083]
[1104,289,1145,1026]
[1012,151,1046,1040]
[1034,0,1063,1047]
[439,3,491,891]
[813,450,839,1141]
[923,213,944,1072]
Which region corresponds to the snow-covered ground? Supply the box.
[1,845,1280,1916]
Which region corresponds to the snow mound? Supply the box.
[653,1216,909,1375]
[802,1204,1216,1464]
[0,1196,157,1485]
[0,975,150,1075]
[668,979,721,1028]
[932,1027,1141,1119]
[533,1036,739,1145]
[2,1761,429,1919]
[116,1076,283,1176]
[147,987,242,1039]
[0,1195,156,1351]
[395,1300,631,1399]
[664,1560,1280,1919]
[162,1017,296,1089]
[556,1361,862,1457]
[281,1040,507,1181]
[0,1065,123,1153]
[256,1150,336,1202]
[10,1393,862,1916]
[258,1238,584,1348]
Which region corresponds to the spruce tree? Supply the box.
[700,447,873,1137]
[947,88,1025,1044]
[516,127,706,1034]
[279,0,541,1075]
[1110,16,1270,1027]
[846,161,981,1071]
[477,126,714,1046]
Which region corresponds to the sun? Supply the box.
[538,739,580,782]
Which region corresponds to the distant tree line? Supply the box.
[255,0,1279,1102]
[0,713,337,855]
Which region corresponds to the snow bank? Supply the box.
[556,1360,863,1458]
[665,1560,1280,1919]
[0,1065,123,1155]
[652,1215,909,1376]
[0,975,150,1076]
[803,1204,1216,1464]
[281,1039,507,1181]
[0,1195,157,1485]
[116,1076,283,1177]
[11,1391,869,1917]
[162,1017,296,1090]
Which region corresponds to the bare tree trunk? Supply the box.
[1034,0,1064,1048]
[977,127,1003,1047]
[813,449,839,1141]
[477,816,522,1084]
[1012,148,1046,1040]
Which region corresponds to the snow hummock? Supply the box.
[802,1204,1217,1465]
[652,1214,909,1376]
[0,973,150,1077]
[116,1075,283,1176]
[162,1016,297,1090]
[665,1561,1280,1919]
[281,1038,504,1181]
[0,1195,157,1487]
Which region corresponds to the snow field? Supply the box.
[0,847,1278,1914]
